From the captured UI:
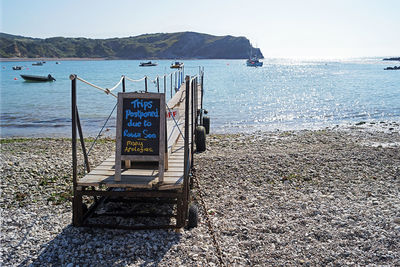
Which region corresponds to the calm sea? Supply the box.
[1,58,399,137]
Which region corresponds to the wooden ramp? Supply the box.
[76,80,199,191]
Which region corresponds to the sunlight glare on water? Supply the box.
[1,58,399,137]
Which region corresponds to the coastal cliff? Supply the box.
[0,32,263,59]
[383,57,400,61]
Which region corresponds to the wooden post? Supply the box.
[73,188,83,226]
[201,72,204,111]
[183,75,191,225]
[70,74,79,226]
[175,72,177,91]
[159,95,166,182]
[122,76,131,168]
[181,70,183,85]
[71,75,77,186]
[163,75,166,95]
[194,78,198,126]
[170,74,173,98]
[157,76,160,93]
[165,105,168,170]
[191,79,195,168]
[115,94,123,181]
[145,76,148,92]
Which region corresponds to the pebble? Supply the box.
[1,129,400,266]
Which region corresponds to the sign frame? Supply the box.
[115,92,165,182]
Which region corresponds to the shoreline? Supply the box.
[0,57,107,62]
[1,128,399,265]
[1,120,399,139]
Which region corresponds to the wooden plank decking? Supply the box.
[77,138,185,190]
[77,82,199,190]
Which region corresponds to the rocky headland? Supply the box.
[383,57,400,61]
[0,32,263,60]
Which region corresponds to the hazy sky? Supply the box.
[1,0,399,59]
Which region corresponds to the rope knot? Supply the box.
[105,88,110,95]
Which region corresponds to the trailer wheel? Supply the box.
[195,126,206,152]
[202,116,210,134]
[188,204,198,228]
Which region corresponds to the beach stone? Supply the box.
[1,130,400,266]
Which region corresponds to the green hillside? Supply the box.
[0,32,263,59]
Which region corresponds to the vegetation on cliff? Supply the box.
[383,57,400,61]
[0,32,263,59]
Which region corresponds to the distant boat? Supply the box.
[384,66,400,70]
[170,61,184,69]
[246,45,263,67]
[139,61,158,67]
[32,62,43,66]
[12,66,23,70]
[20,74,56,82]
[246,57,263,67]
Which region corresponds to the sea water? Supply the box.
[1,58,399,137]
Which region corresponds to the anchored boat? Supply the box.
[20,74,56,82]
[170,61,184,69]
[384,66,400,70]
[246,57,263,67]
[139,61,158,67]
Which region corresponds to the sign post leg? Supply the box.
[115,158,121,181]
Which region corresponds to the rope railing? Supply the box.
[125,70,181,85]
[72,68,189,99]
[125,76,146,83]
[108,76,124,91]
[73,75,118,98]
[123,70,185,95]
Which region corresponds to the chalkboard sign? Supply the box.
[121,97,160,155]
[115,92,165,182]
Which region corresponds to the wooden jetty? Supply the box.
[70,70,208,230]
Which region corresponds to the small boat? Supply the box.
[12,66,23,70]
[384,66,400,70]
[170,61,184,69]
[139,61,158,67]
[246,57,263,67]
[32,62,43,66]
[20,74,56,82]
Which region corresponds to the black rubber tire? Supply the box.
[202,116,210,134]
[195,126,206,152]
[188,204,198,228]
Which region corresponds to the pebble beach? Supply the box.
[1,125,400,266]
